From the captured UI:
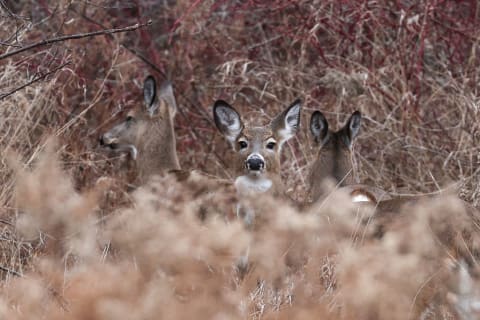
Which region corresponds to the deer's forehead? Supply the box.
[126,109,140,117]
[241,127,273,140]
[322,132,350,150]
[127,98,170,116]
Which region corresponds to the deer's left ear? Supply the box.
[271,99,302,144]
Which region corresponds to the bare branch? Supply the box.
[0,218,14,226]
[0,265,22,277]
[0,0,21,19]
[0,40,22,48]
[0,20,152,61]
[0,61,71,100]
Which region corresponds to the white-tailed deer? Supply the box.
[306,110,480,260]
[307,110,389,204]
[99,76,180,183]
[306,111,480,271]
[213,99,301,198]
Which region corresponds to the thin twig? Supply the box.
[168,0,203,44]
[0,265,22,277]
[0,0,27,20]
[0,61,71,100]
[0,20,152,60]
[0,40,22,48]
[0,218,14,226]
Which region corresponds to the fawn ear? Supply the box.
[342,110,361,147]
[158,81,177,118]
[213,100,243,144]
[144,75,157,115]
[271,99,302,145]
[310,111,329,143]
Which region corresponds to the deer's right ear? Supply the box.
[144,76,157,112]
[310,111,329,143]
[343,110,362,147]
[213,100,243,143]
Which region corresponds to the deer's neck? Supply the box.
[136,121,180,183]
[309,149,355,202]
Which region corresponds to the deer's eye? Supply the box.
[238,140,248,149]
[126,116,134,122]
[266,141,276,150]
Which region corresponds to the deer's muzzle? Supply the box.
[99,135,138,159]
[99,133,117,147]
[245,153,265,172]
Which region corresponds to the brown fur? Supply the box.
[309,133,357,201]
[130,101,180,181]
[308,110,375,203]
[100,77,180,184]
[229,125,284,196]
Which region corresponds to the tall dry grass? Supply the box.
[1,0,480,319]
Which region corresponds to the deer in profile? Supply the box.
[99,76,180,184]
[213,99,301,199]
[307,110,389,204]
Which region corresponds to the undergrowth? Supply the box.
[0,0,480,319]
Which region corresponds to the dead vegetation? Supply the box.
[1,0,480,319]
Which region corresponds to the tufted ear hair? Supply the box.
[310,110,329,143]
[213,100,243,144]
[143,75,157,115]
[342,110,361,148]
[271,99,302,145]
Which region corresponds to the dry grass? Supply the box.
[1,0,480,319]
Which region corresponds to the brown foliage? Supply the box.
[1,0,480,319]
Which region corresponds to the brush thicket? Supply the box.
[1,1,479,319]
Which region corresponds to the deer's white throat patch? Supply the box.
[235,175,272,196]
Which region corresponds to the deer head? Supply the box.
[308,110,362,202]
[100,76,180,183]
[213,99,301,196]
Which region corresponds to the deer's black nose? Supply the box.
[99,136,105,146]
[246,155,265,171]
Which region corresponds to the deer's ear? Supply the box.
[342,110,361,147]
[158,81,177,117]
[144,76,157,114]
[213,100,243,143]
[310,111,329,143]
[271,99,302,144]
[144,76,156,107]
